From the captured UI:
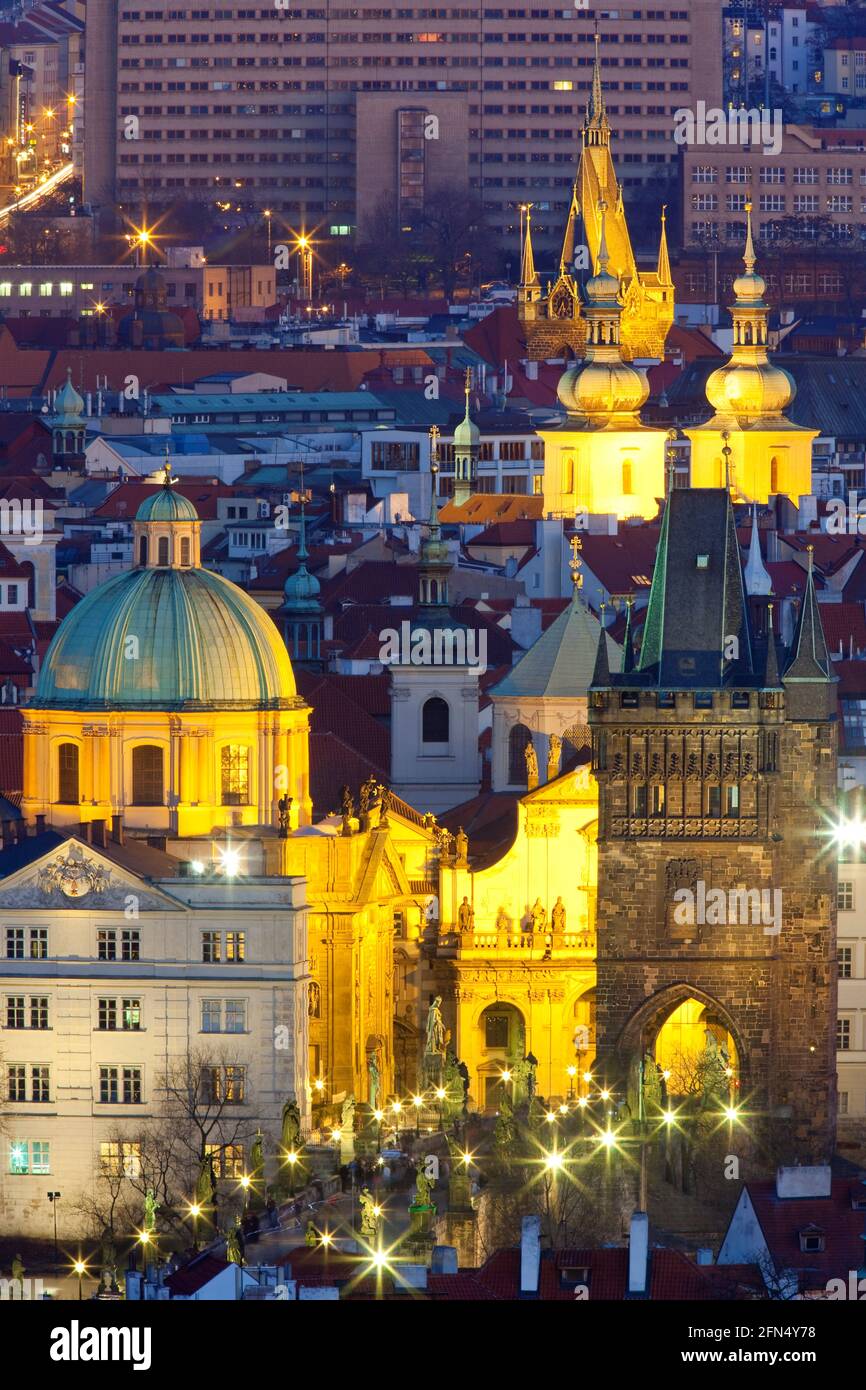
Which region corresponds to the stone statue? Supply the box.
[308,980,320,1018]
[379,785,392,825]
[305,1220,318,1247]
[281,1097,301,1153]
[367,1051,381,1110]
[455,827,469,864]
[361,774,379,811]
[495,907,510,935]
[341,1094,356,1135]
[425,996,447,1056]
[225,1216,244,1266]
[359,1187,378,1239]
[524,740,538,787]
[143,1189,159,1234]
[457,895,474,932]
[526,1051,538,1101]
[195,1152,217,1212]
[530,898,547,933]
[642,1050,663,1111]
[250,1129,264,1176]
[340,784,354,836]
[551,896,566,932]
[547,733,561,782]
[359,778,371,814]
[413,1164,433,1208]
[437,826,454,862]
[277,794,292,838]
[99,1231,118,1293]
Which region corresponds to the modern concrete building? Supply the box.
[85,1,722,254]
[0,261,275,319]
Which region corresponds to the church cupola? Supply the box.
[51,367,86,464]
[452,370,480,508]
[280,492,324,666]
[132,456,201,569]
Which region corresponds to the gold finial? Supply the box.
[721,429,732,490]
[429,424,440,469]
[162,444,174,488]
[569,532,584,591]
[743,200,756,274]
[806,542,814,575]
[661,203,667,225]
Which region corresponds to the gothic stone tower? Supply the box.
[589,488,837,1161]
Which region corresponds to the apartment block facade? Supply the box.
[682,125,866,249]
[85,1,721,255]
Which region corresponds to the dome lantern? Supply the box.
[133,453,201,569]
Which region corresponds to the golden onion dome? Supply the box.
[705,358,796,418]
[557,358,649,417]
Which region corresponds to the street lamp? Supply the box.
[47,1192,61,1264]
[72,1257,87,1300]
[412,1093,424,1137]
[264,208,272,261]
[187,1202,202,1250]
[285,1149,299,1196]
[373,1108,384,1153]
[434,1086,446,1130]
[391,1099,402,1138]
[566,1065,577,1101]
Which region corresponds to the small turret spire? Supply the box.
[657,204,672,286]
[520,204,539,289]
[591,600,611,687]
[622,594,636,674]
[744,504,772,596]
[744,200,757,275]
[596,197,610,277]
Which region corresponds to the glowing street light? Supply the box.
[545,1109,557,1124]
[544,1151,564,1173]
[284,1149,299,1195]
[187,1201,202,1249]
[598,1128,617,1149]
[72,1257,88,1300]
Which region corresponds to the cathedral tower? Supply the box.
[589,487,837,1161]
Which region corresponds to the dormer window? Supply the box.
[798,1226,825,1254]
[696,553,709,570]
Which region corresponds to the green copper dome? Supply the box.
[136,487,199,523]
[33,567,297,709]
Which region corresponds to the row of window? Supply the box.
[4,995,251,1031]
[630,784,741,818]
[10,1137,248,1179]
[56,743,251,807]
[5,928,246,963]
[6,1063,247,1106]
[693,166,863,185]
[692,194,860,213]
[683,271,846,297]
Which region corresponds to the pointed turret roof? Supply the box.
[744,505,773,596]
[656,205,672,286]
[560,184,580,277]
[635,488,754,688]
[492,590,619,699]
[520,207,540,289]
[621,596,636,674]
[784,547,833,682]
[764,603,781,689]
[590,605,612,689]
[585,28,610,140]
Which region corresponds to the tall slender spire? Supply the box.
[560,183,579,277]
[656,204,672,286]
[520,204,540,290]
[591,601,611,687]
[622,595,636,674]
[585,25,610,140]
[764,601,781,688]
[744,504,772,596]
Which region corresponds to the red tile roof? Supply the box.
[165,1255,232,1296]
[740,1178,866,1287]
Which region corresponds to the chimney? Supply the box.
[430,1246,458,1275]
[628,1211,649,1296]
[111,815,124,846]
[1,818,11,847]
[35,814,46,835]
[91,819,106,848]
[519,1214,541,1296]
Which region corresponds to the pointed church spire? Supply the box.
[621,595,636,673]
[744,504,772,596]
[584,25,611,148]
[656,204,672,286]
[520,204,540,290]
[560,183,579,277]
[591,601,611,687]
[744,198,757,274]
[764,601,781,688]
[596,196,611,276]
[784,545,832,682]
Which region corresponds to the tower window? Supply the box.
[132,745,164,806]
[221,745,250,805]
[57,742,79,804]
[706,785,722,818]
[632,784,648,817]
[622,460,633,495]
[422,696,449,744]
[508,722,532,782]
[650,784,665,817]
[138,536,148,566]
[725,784,740,817]
[180,536,191,566]
[157,536,169,566]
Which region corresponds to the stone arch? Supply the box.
[611,982,747,1116]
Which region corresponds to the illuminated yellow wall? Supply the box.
[434,766,599,1106]
[21,706,312,837]
[686,424,816,505]
[539,425,666,521]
